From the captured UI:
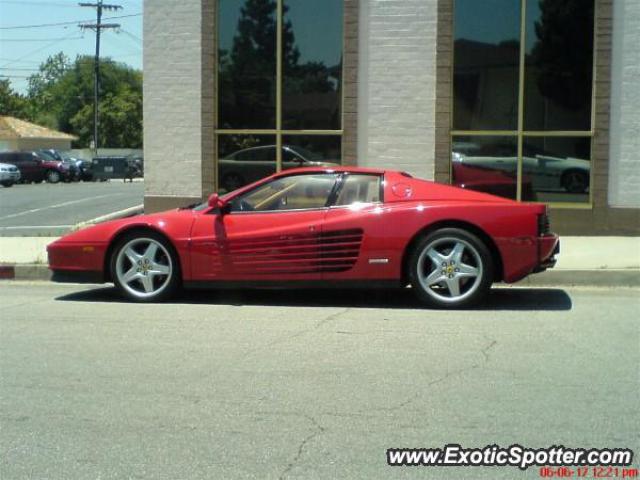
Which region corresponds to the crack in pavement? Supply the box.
[245,307,351,357]
[278,414,326,480]
[372,335,498,413]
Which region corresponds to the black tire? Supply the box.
[561,170,588,194]
[110,230,181,302]
[408,228,493,308]
[222,172,245,192]
[46,170,61,184]
[1,181,13,187]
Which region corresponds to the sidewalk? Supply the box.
[1,236,638,286]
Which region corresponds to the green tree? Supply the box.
[26,53,142,148]
[531,0,594,110]
[0,79,30,119]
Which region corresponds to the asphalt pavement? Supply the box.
[1,283,638,479]
[0,181,143,237]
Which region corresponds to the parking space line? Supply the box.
[0,225,74,230]
[0,194,124,221]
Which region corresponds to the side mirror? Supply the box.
[208,193,227,211]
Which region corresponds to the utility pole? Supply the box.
[79,1,121,154]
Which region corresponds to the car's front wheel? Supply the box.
[1,181,14,187]
[110,232,180,302]
[409,228,493,308]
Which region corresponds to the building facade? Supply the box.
[143,0,640,235]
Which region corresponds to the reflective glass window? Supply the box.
[524,0,594,131]
[453,0,521,130]
[218,0,277,129]
[282,0,343,130]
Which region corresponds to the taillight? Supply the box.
[538,209,551,236]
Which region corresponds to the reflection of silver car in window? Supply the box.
[453,152,590,194]
[219,145,339,192]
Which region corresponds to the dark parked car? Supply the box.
[91,155,142,181]
[76,159,94,181]
[0,151,71,183]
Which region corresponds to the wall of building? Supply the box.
[357,0,437,179]
[143,0,214,212]
[609,0,640,208]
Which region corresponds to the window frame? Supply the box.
[214,0,345,192]
[450,0,597,208]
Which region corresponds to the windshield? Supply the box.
[37,150,57,161]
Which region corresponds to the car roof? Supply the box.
[273,166,387,176]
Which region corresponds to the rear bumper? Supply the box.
[533,235,560,273]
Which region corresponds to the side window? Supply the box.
[229,174,337,212]
[335,175,382,206]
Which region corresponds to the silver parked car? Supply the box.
[0,162,21,187]
[219,145,339,192]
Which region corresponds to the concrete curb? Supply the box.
[1,264,638,287]
[513,269,640,288]
[72,204,144,231]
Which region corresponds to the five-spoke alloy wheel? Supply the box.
[111,232,180,302]
[409,228,493,308]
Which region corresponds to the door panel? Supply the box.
[322,205,400,281]
[190,210,327,281]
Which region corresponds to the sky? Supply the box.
[0,0,143,94]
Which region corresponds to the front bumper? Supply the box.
[0,172,21,182]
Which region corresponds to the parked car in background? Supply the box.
[91,155,142,181]
[37,149,81,181]
[0,162,21,187]
[452,152,536,201]
[219,145,338,191]
[0,151,71,183]
[76,159,94,181]
[452,145,590,194]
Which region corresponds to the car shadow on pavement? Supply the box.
[56,286,572,311]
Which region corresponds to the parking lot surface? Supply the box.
[1,283,638,479]
[0,181,143,236]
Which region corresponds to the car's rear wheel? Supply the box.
[409,228,493,308]
[46,170,61,183]
[110,232,180,302]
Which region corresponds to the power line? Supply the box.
[0,1,83,7]
[79,1,123,152]
[0,31,80,69]
[0,13,140,30]
[1,37,85,42]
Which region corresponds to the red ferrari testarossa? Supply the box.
[48,167,559,308]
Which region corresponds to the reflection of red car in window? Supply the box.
[452,154,535,201]
[48,167,559,308]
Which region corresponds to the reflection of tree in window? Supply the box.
[527,0,594,130]
[218,0,296,129]
[218,0,343,131]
